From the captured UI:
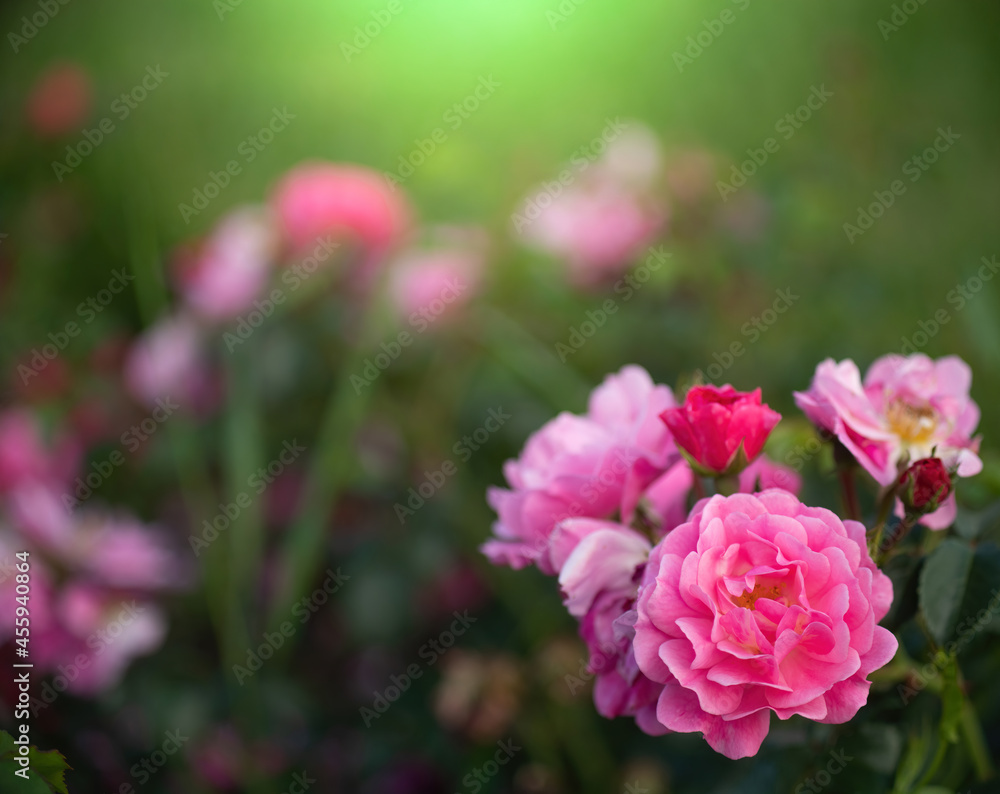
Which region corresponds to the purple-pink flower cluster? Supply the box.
[0,410,188,694]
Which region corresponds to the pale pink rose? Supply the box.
[794,355,981,487]
[26,63,92,138]
[174,206,277,321]
[660,385,781,475]
[594,124,664,191]
[546,518,665,732]
[633,490,897,759]
[124,314,213,412]
[270,162,411,279]
[386,248,482,324]
[483,366,677,573]
[518,184,664,285]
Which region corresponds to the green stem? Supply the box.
[222,347,264,666]
[474,307,591,412]
[266,308,379,632]
[715,474,739,496]
[125,200,226,656]
[959,697,996,781]
[867,484,900,560]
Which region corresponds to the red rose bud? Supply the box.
[898,458,952,514]
[660,384,781,476]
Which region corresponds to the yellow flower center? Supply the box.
[886,400,938,444]
[733,583,782,610]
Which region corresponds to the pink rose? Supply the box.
[270,162,411,281]
[386,234,484,325]
[174,206,277,322]
[633,490,897,758]
[124,314,215,413]
[546,518,665,732]
[483,366,677,573]
[794,355,981,487]
[660,385,781,476]
[518,184,665,286]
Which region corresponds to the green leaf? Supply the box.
[913,788,953,794]
[0,731,72,794]
[953,542,1000,639]
[919,539,974,645]
[28,746,71,794]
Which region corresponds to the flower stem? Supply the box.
[960,696,996,781]
[838,466,861,521]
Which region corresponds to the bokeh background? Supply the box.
[1,0,999,792]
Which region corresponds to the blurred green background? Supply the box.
[1,0,999,792]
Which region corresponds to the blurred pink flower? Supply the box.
[595,125,664,191]
[633,491,897,759]
[26,63,92,138]
[42,583,168,694]
[518,184,664,285]
[174,206,277,321]
[794,355,981,487]
[386,240,484,324]
[738,454,802,495]
[483,365,677,573]
[124,314,214,412]
[660,385,781,476]
[0,409,78,494]
[270,162,411,279]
